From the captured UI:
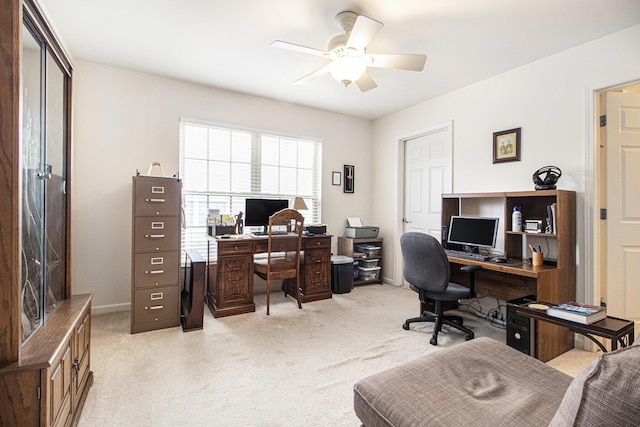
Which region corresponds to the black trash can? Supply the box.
[331,255,354,294]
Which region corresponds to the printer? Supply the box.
[345,217,380,239]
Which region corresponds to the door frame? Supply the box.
[586,79,640,333]
[395,121,453,288]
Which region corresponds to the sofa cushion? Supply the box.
[353,337,573,427]
[549,343,640,427]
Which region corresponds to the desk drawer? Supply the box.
[133,217,180,252]
[218,241,254,255]
[133,252,180,288]
[304,236,331,250]
[304,249,331,292]
[133,286,179,323]
[133,178,181,216]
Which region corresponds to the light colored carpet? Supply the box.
[78,284,593,426]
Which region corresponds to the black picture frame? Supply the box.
[493,127,521,163]
[344,165,354,193]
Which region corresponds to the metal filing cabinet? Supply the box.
[131,175,182,333]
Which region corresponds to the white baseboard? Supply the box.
[92,302,131,315]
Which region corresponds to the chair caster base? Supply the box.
[465,334,474,341]
[402,323,410,330]
[430,336,438,346]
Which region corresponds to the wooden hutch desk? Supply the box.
[443,190,576,362]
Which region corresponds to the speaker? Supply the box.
[506,296,537,356]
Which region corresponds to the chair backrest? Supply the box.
[399,232,450,292]
[265,208,305,269]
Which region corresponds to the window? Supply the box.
[180,119,322,253]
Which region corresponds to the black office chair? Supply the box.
[400,232,480,345]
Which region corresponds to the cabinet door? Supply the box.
[74,309,91,407]
[303,249,331,295]
[218,255,253,306]
[20,21,70,343]
[49,337,72,427]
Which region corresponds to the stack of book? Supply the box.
[546,302,606,324]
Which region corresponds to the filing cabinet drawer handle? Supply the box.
[145,234,165,238]
[145,198,166,203]
[150,292,164,300]
[145,305,164,310]
[145,269,165,274]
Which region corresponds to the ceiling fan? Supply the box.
[271,11,427,92]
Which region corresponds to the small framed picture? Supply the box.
[493,127,521,163]
[344,165,354,193]
[332,171,341,186]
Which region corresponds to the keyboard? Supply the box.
[445,249,491,262]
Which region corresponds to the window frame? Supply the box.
[179,118,322,254]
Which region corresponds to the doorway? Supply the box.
[595,82,640,327]
[396,121,453,286]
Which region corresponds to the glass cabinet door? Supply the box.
[21,21,69,341]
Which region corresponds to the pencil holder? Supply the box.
[532,252,544,266]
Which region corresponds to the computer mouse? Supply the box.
[493,257,507,263]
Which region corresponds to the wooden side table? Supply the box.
[516,301,635,353]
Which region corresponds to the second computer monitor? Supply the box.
[447,216,499,250]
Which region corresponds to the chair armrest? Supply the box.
[460,265,481,273]
[460,265,481,298]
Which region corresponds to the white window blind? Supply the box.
[180,119,322,255]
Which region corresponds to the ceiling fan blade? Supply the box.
[368,53,427,71]
[355,72,377,92]
[293,64,332,85]
[271,40,328,57]
[346,15,383,51]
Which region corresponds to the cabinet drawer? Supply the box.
[133,178,181,216]
[133,217,180,252]
[218,241,254,256]
[304,236,331,249]
[133,252,180,288]
[133,286,179,323]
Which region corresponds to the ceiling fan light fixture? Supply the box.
[328,52,370,86]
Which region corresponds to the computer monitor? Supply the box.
[244,198,289,234]
[447,216,499,251]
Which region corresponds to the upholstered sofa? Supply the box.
[354,336,639,426]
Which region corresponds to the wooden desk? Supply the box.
[206,234,332,317]
[448,256,574,362]
[516,301,635,353]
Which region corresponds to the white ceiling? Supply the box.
[40,0,640,120]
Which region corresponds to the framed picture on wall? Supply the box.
[493,127,521,163]
[344,165,354,193]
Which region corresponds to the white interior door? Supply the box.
[605,92,640,324]
[403,123,453,240]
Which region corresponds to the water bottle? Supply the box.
[512,206,522,232]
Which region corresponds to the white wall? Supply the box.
[72,24,640,312]
[371,25,640,299]
[70,62,372,311]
